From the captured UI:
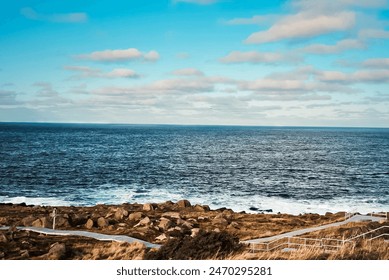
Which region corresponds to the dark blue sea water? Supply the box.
[0,123,388,214]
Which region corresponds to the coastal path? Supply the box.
[246,214,384,243]
[0,226,160,248]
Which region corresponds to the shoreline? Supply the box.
[0,201,388,260]
[1,195,387,216]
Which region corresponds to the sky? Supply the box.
[1,0,389,127]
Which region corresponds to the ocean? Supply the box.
[0,123,388,214]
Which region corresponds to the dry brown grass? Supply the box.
[230,239,389,260]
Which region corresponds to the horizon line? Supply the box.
[1,121,388,130]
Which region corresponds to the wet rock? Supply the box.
[128,212,143,222]
[97,217,109,228]
[143,203,154,212]
[158,218,172,231]
[114,208,129,221]
[85,219,94,229]
[176,200,191,208]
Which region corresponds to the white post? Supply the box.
[52,208,57,230]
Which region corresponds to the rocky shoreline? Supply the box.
[0,201,386,260]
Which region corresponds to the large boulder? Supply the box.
[212,218,228,227]
[114,208,129,221]
[128,212,143,222]
[162,212,181,219]
[158,218,172,231]
[143,203,154,212]
[85,219,94,229]
[97,217,109,228]
[21,216,36,227]
[46,243,66,260]
[176,200,191,208]
[135,217,151,228]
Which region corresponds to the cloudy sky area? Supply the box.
[1,0,389,127]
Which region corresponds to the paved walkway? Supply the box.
[246,215,384,243]
[0,226,160,248]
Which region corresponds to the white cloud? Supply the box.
[225,15,276,25]
[359,29,389,39]
[291,0,388,11]
[363,58,389,68]
[172,68,204,76]
[319,69,389,83]
[0,90,21,106]
[173,0,217,5]
[303,39,365,54]
[77,48,159,62]
[245,12,355,44]
[21,7,87,23]
[64,65,139,79]
[220,50,301,64]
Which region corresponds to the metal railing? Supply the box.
[249,225,389,252]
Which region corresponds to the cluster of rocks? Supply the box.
[6,200,221,244]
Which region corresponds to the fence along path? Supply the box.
[246,213,388,252]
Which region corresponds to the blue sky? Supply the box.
[1,0,389,127]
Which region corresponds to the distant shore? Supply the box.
[0,201,387,260]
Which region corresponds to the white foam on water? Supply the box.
[1,190,387,215]
[0,196,71,206]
